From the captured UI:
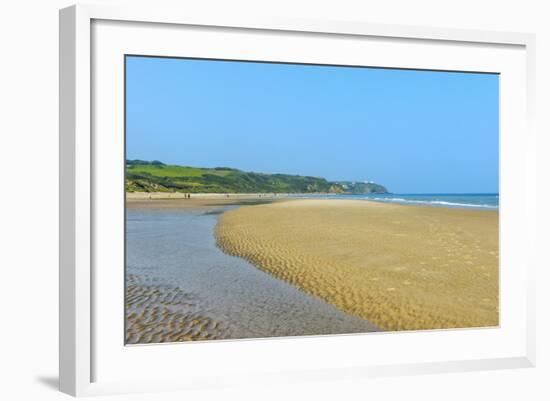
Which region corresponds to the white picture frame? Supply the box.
[59,3,536,397]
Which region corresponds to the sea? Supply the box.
[294,193,499,210]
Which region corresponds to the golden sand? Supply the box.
[215,199,499,331]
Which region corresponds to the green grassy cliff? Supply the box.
[126,160,389,194]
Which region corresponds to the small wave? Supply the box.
[368,197,497,209]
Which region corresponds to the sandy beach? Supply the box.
[215,199,499,331]
[126,192,290,210]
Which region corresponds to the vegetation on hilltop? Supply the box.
[125,160,389,194]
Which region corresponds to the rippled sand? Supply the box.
[215,199,499,331]
[126,274,229,343]
[126,205,378,344]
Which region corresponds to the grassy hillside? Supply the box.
[126,160,389,194]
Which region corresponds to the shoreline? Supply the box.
[215,198,499,331]
[127,191,326,200]
[126,192,498,211]
[127,192,300,209]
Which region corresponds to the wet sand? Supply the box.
[215,199,499,331]
[126,203,379,344]
[127,197,280,210]
[127,191,293,206]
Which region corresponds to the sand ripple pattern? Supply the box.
[215,199,499,331]
[126,274,229,343]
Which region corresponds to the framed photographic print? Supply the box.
[59,4,536,397]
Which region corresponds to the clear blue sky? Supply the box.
[126,56,499,194]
